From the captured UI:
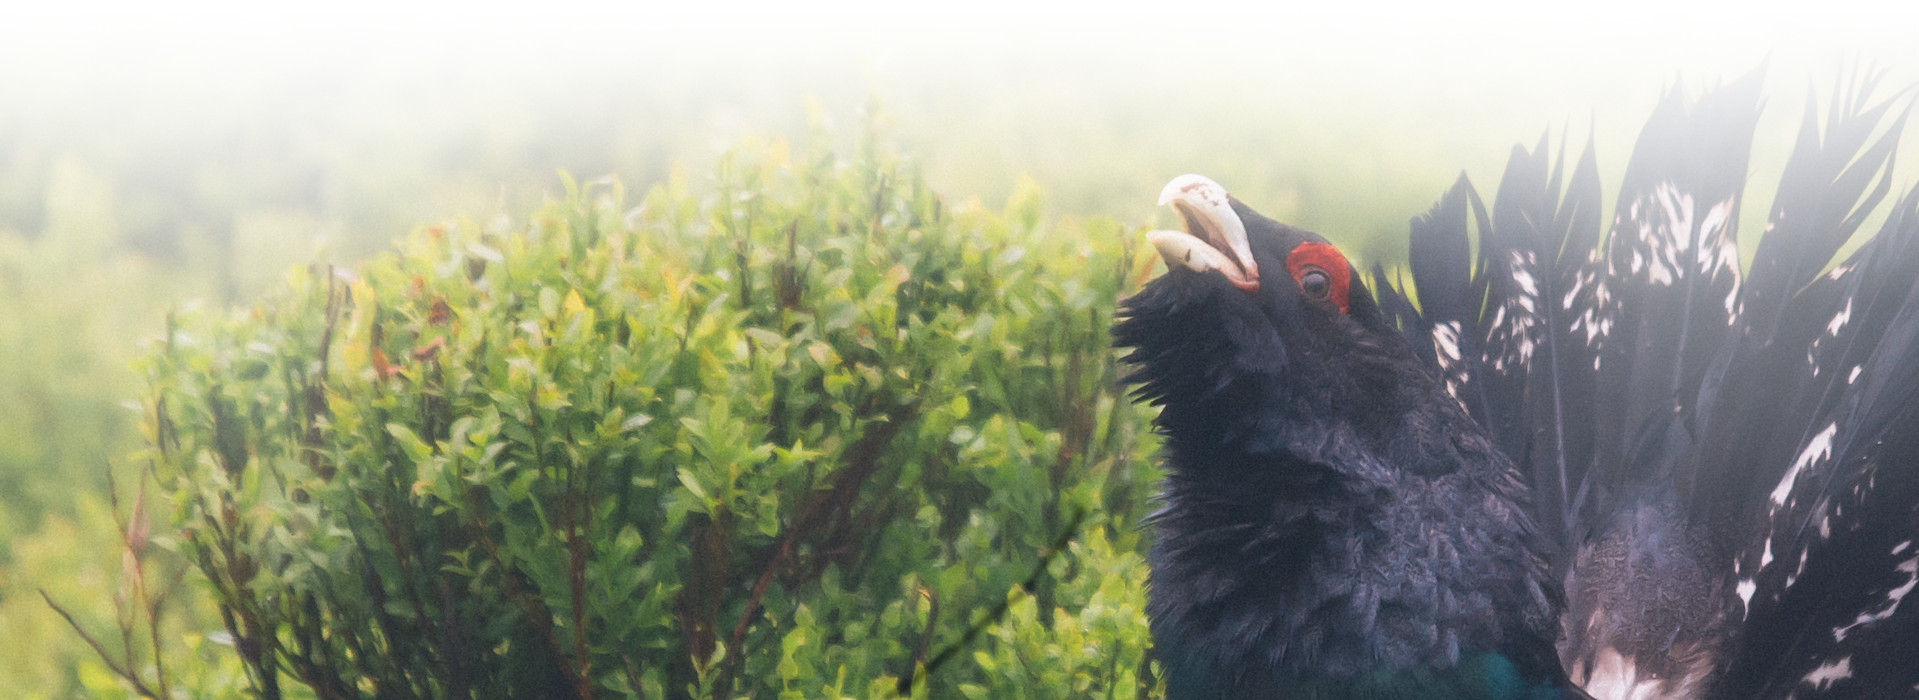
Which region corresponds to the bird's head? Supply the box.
[1116,176,1568,695]
[1116,174,1437,468]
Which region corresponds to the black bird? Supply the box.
[1115,70,1919,699]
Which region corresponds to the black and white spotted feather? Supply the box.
[1385,68,1919,699]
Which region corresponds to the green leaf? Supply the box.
[677,467,711,504]
[621,413,654,431]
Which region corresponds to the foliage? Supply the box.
[137,118,1167,698]
[0,158,242,697]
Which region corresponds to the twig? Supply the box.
[725,533,794,663]
[894,585,940,695]
[133,465,172,700]
[709,406,913,693]
[466,491,594,700]
[41,590,162,699]
[912,508,1088,686]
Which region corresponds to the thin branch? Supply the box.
[710,404,914,693]
[894,585,940,695]
[41,590,162,699]
[725,532,794,661]
[466,493,594,700]
[914,508,1088,684]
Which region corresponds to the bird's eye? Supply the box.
[1284,241,1351,313]
[1298,267,1330,299]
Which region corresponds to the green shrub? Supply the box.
[137,120,1165,698]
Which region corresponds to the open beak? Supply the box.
[1148,174,1260,291]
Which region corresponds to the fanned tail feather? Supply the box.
[1681,67,1919,698]
[1712,186,1919,699]
[1390,67,1919,698]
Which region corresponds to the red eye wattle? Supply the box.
[1285,241,1351,313]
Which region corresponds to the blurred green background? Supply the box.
[2,2,1917,695]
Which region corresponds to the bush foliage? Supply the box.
[139,119,1167,698]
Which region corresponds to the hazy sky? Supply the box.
[7,3,1909,84]
[5,2,1918,267]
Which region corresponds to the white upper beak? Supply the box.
[1151,174,1259,291]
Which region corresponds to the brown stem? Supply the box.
[710,406,913,694]
[133,466,172,699]
[916,508,1087,685]
[679,508,733,692]
[307,267,339,480]
[41,591,162,698]
[565,441,594,696]
[726,532,794,662]
[467,494,594,700]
